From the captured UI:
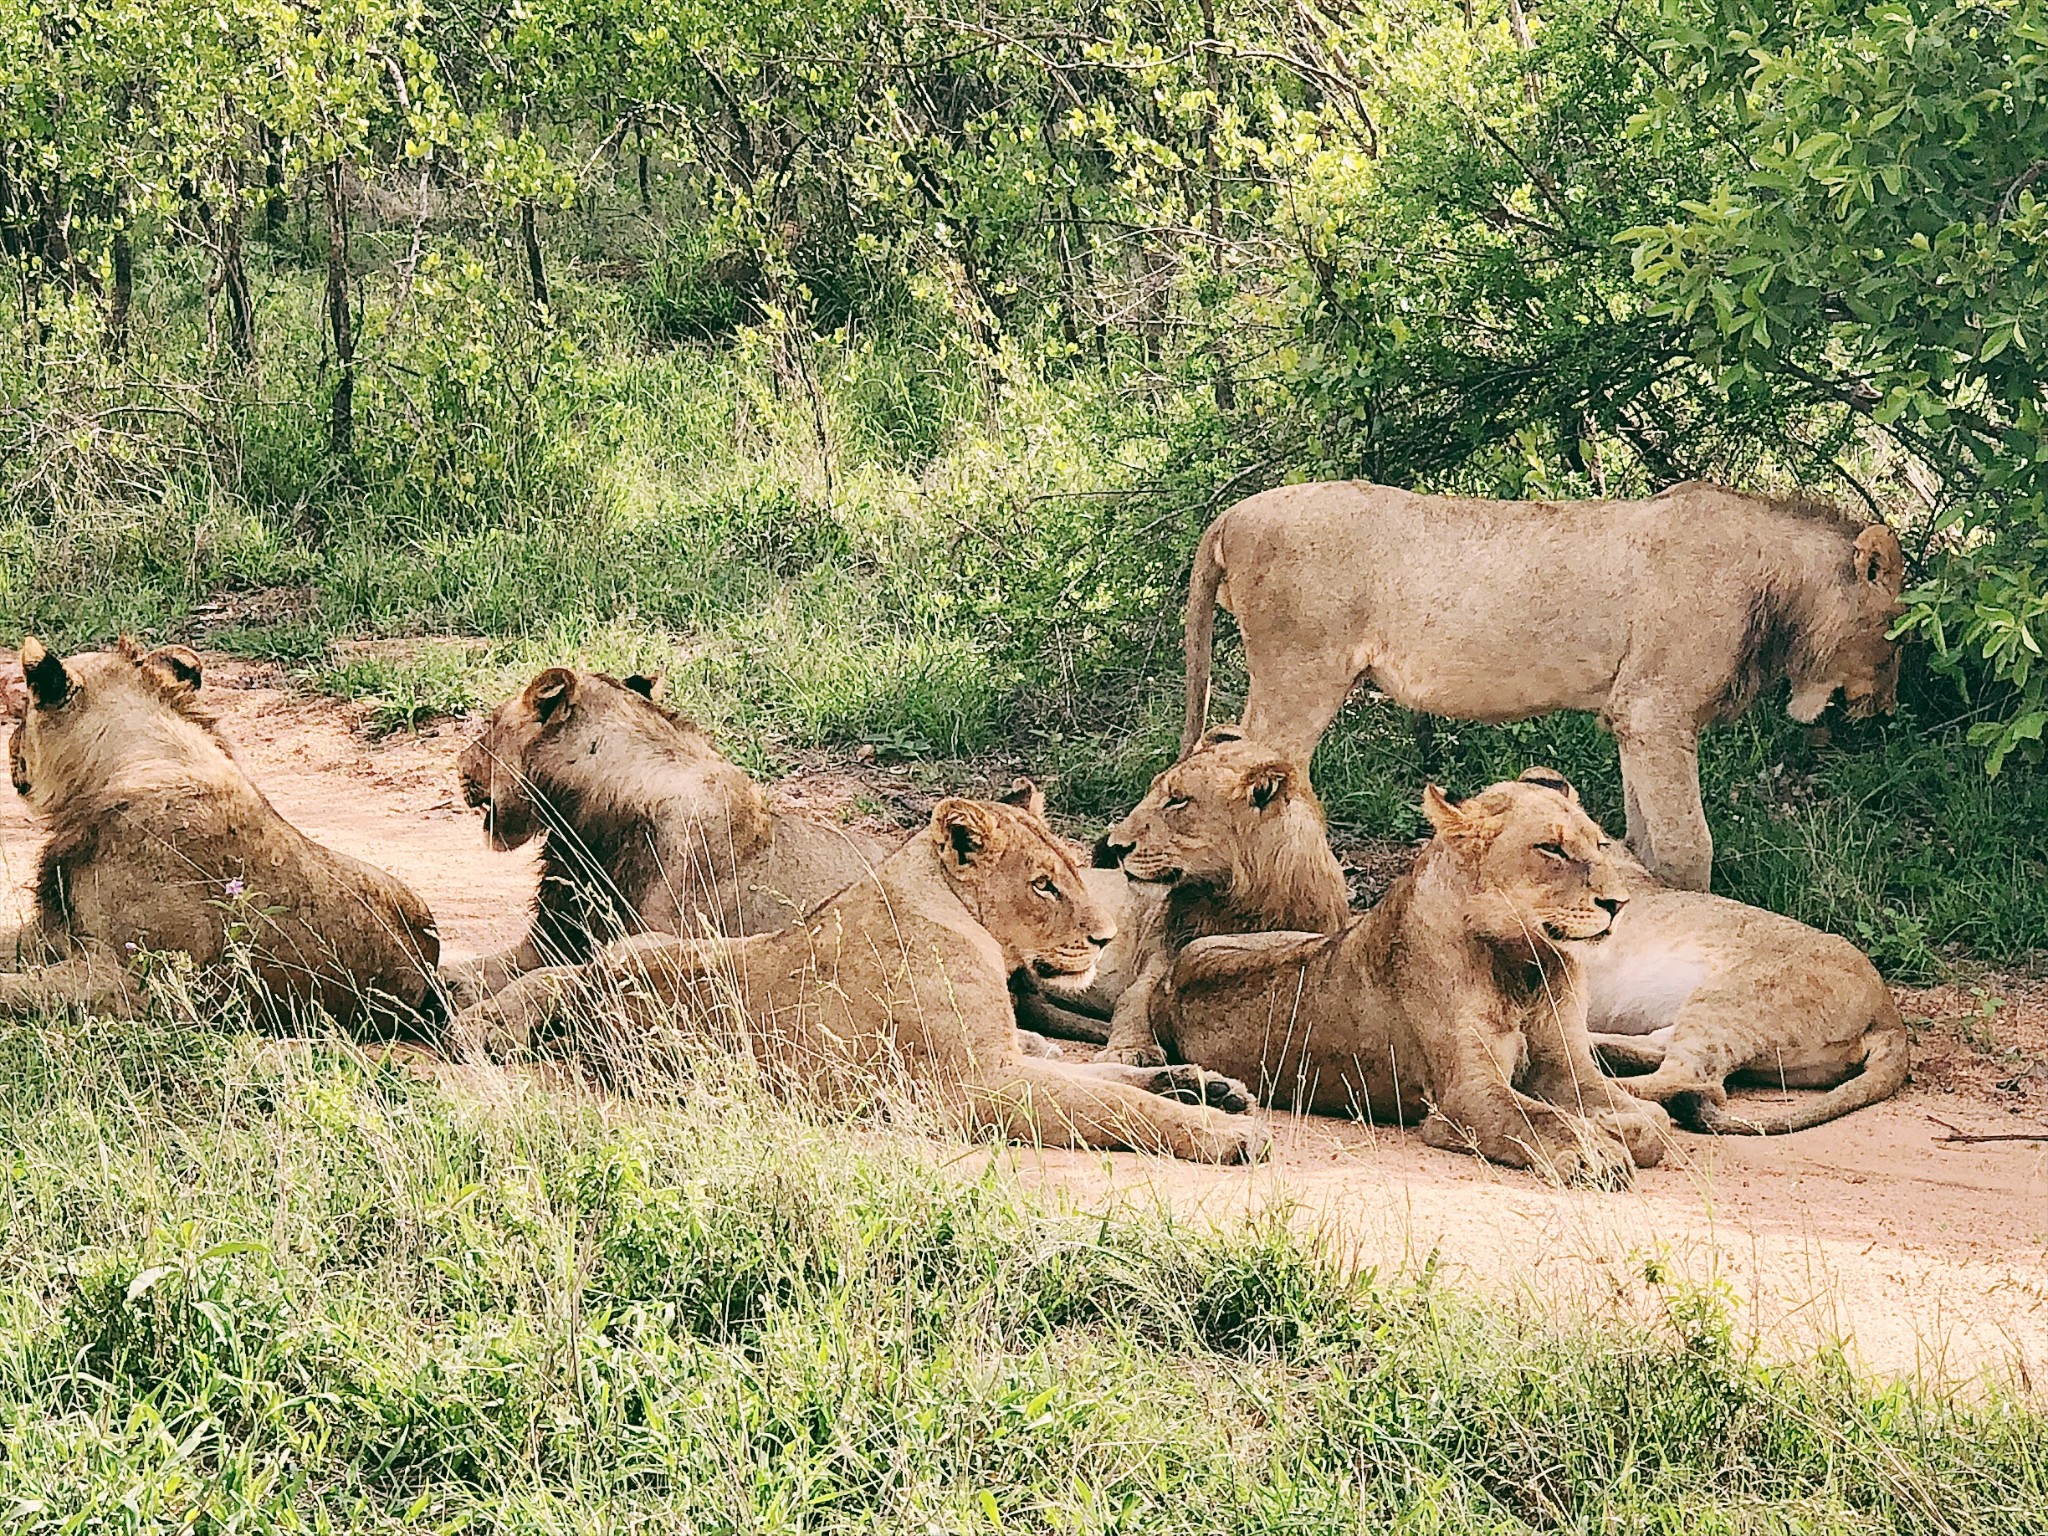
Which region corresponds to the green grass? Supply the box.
[2,1011,2044,1532]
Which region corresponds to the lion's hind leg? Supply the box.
[967,1058,1268,1163]
[1591,1030,1671,1075]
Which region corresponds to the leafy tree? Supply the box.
[1627,0,2048,767]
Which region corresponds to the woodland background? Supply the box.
[6,0,2048,968]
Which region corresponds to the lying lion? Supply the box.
[1150,775,1670,1185]
[450,787,1267,1163]
[1510,771,1910,1134]
[1,638,441,1029]
[1182,481,1904,890]
[447,666,895,1005]
[1090,726,1352,1064]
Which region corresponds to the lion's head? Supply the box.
[1095,726,1350,928]
[929,781,1116,985]
[1784,522,1906,723]
[9,637,214,812]
[1418,767,1627,951]
[458,666,721,851]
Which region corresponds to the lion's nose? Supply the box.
[1088,927,1115,950]
[1595,895,1626,920]
[1092,835,1132,870]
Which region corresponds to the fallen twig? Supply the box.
[1928,1115,2048,1146]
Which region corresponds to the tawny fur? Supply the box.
[1154,777,1672,1187]
[2,637,441,1028]
[451,796,1268,1163]
[448,667,895,1005]
[1090,728,1352,1065]
[1181,481,1906,890]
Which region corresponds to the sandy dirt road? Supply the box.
[2,655,2042,1388]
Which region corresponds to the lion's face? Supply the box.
[1422,770,1627,951]
[458,667,663,851]
[1788,523,1906,723]
[1097,727,1304,887]
[931,785,1116,985]
[9,638,209,811]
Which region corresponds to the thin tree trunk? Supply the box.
[324,161,354,460]
[520,200,549,309]
[1197,0,1235,410]
[106,202,133,358]
[262,127,286,239]
[216,206,254,362]
[1506,0,1540,107]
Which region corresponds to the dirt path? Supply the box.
[3,656,2043,1389]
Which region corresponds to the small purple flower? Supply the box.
[222,877,245,899]
[124,942,136,953]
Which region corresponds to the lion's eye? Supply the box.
[1164,795,1191,811]
[1536,842,1569,861]
[1032,876,1060,898]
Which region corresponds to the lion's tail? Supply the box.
[1686,1011,1909,1136]
[1179,521,1228,759]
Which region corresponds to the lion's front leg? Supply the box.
[1517,990,1672,1169]
[0,954,142,1018]
[1416,1006,1637,1188]
[1097,954,1170,1067]
[964,1058,1269,1163]
[1613,718,1711,890]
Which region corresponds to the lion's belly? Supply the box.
[1581,935,1713,1035]
[1363,625,1619,722]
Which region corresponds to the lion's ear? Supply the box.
[1245,760,1292,812]
[20,638,70,710]
[999,777,1046,819]
[1199,724,1245,748]
[1517,767,1578,803]
[1854,523,1905,595]
[139,644,204,693]
[524,667,577,723]
[1421,784,1503,856]
[623,672,661,700]
[933,798,998,868]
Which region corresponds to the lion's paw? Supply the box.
[1595,1098,1672,1168]
[1198,1070,1256,1115]
[1547,1123,1637,1191]
[1196,1119,1272,1165]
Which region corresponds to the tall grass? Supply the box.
[2,1011,2044,1531]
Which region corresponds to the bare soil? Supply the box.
[3,654,2043,1388]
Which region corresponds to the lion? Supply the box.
[447,666,895,1005]
[1088,726,1352,1064]
[1181,480,1905,890]
[1,637,441,1029]
[1151,774,1671,1185]
[1507,769,1909,1133]
[449,787,1268,1163]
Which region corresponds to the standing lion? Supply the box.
[2,638,442,1029]
[1181,480,1905,889]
